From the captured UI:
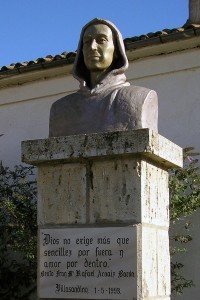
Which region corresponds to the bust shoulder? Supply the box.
[117,85,157,103]
[115,85,158,132]
[51,92,79,110]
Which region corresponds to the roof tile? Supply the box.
[0,25,199,76]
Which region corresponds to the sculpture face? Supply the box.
[82,24,115,72]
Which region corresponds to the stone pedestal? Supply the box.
[22,129,183,300]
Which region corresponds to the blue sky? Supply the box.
[0,0,188,67]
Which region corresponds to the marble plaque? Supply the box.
[38,226,137,299]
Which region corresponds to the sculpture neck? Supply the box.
[89,70,108,89]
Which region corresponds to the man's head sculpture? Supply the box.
[49,18,158,137]
[72,18,129,89]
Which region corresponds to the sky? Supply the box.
[0,0,188,67]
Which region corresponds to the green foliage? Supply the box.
[169,147,200,295]
[170,147,200,220]
[0,163,37,300]
[171,262,194,295]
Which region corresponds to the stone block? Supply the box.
[137,225,170,298]
[37,163,86,225]
[157,229,171,296]
[89,158,140,223]
[88,159,169,226]
[22,129,183,169]
[140,161,169,226]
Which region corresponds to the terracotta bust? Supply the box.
[49,18,158,137]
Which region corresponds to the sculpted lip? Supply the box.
[89,55,101,60]
[89,53,101,58]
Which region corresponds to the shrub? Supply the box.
[169,147,200,294]
[0,164,37,300]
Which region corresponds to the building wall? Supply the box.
[0,72,78,166]
[127,48,200,150]
[0,47,200,299]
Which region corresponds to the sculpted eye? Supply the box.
[97,37,107,44]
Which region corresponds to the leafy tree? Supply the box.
[0,164,37,300]
[169,147,200,295]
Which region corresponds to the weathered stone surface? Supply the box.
[22,129,183,169]
[89,159,169,225]
[89,158,140,223]
[37,164,86,225]
[137,225,170,298]
[140,161,169,226]
[35,156,170,226]
[157,229,171,296]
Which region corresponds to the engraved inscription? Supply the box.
[39,227,137,299]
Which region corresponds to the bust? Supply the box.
[49,18,158,137]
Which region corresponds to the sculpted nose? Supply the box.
[91,39,97,50]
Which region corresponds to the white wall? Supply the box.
[127,48,200,150]
[0,47,200,299]
[0,74,78,166]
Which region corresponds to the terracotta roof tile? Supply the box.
[0,25,199,76]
